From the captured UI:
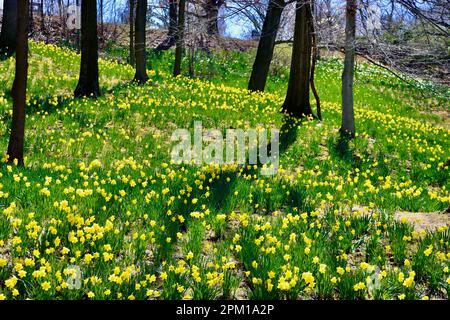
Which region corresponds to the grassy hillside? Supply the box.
[0,42,448,300]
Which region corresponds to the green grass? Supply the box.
[0,41,448,300]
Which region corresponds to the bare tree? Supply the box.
[248,0,286,92]
[76,0,81,49]
[396,0,449,36]
[340,0,356,138]
[309,0,320,119]
[57,0,66,39]
[227,0,267,35]
[29,0,34,34]
[74,0,101,97]
[174,0,186,76]
[357,0,449,84]
[301,0,449,85]
[156,0,179,50]
[40,0,45,33]
[134,0,149,84]
[203,0,225,35]
[129,0,136,66]
[282,0,313,118]
[0,0,18,57]
[100,0,104,39]
[7,0,29,165]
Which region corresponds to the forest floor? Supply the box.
[0,42,449,300]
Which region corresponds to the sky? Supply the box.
[0,0,386,40]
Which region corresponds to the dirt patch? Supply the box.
[394,211,450,233]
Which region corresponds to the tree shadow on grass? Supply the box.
[330,134,361,168]
[334,135,353,158]
[279,116,300,154]
[0,51,14,62]
[165,118,302,231]
[182,116,310,222]
[207,172,239,212]
[171,116,304,221]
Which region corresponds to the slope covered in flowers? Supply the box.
[0,42,449,300]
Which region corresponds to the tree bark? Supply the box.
[248,0,285,92]
[309,0,321,120]
[204,0,223,35]
[340,0,356,138]
[76,0,81,51]
[173,0,186,76]
[100,0,104,39]
[134,0,149,84]
[7,0,29,165]
[74,0,101,97]
[40,0,45,33]
[57,0,66,39]
[155,0,178,51]
[281,0,313,118]
[0,0,18,57]
[129,0,135,67]
[188,45,195,77]
[29,0,34,34]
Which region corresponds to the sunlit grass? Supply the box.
[0,41,448,300]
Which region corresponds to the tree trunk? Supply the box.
[7,0,29,166]
[40,0,45,33]
[29,0,34,34]
[173,0,186,76]
[134,0,148,84]
[100,0,104,39]
[206,8,219,35]
[0,0,18,57]
[281,0,313,118]
[312,0,321,60]
[386,0,395,31]
[64,0,69,39]
[57,0,65,39]
[340,0,356,138]
[155,0,178,51]
[188,45,195,77]
[74,0,101,97]
[76,0,81,51]
[309,0,321,120]
[129,0,135,67]
[325,0,333,49]
[248,0,285,92]
[168,0,178,43]
[204,0,223,36]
